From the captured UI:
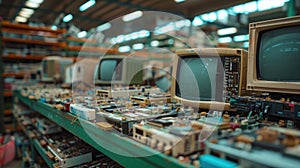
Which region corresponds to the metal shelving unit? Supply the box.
[0,19,4,132]
[14,91,192,168]
[13,108,55,168]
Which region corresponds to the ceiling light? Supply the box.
[119,46,131,53]
[122,11,143,22]
[51,25,58,30]
[218,37,232,43]
[192,17,204,26]
[63,14,73,22]
[132,43,144,50]
[15,16,27,23]
[21,8,34,15]
[79,0,96,12]
[233,34,249,42]
[174,0,185,3]
[77,31,87,38]
[28,0,44,3]
[243,42,249,48]
[97,23,111,31]
[151,40,159,47]
[25,1,40,8]
[217,27,237,36]
[19,11,32,18]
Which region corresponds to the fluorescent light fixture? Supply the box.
[217,10,228,20]
[122,11,143,22]
[119,46,131,53]
[116,35,125,43]
[51,25,58,30]
[21,8,34,15]
[25,1,41,8]
[15,16,27,23]
[174,0,185,3]
[63,14,73,22]
[28,0,44,3]
[154,24,175,35]
[151,40,159,47]
[19,11,32,18]
[138,30,150,38]
[233,34,249,42]
[79,0,95,12]
[217,27,237,36]
[258,0,272,11]
[132,43,144,50]
[232,4,244,13]
[97,22,111,31]
[218,37,232,43]
[192,16,204,26]
[168,39,174,44]
[201,12,217,22]
[77,31,87,38]
[272,0,286,8]
[243,42,249,48]
[244,2,257,13]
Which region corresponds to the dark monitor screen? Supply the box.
[99,59,122,81]
[176,57,218,101]
[257,26,300,82]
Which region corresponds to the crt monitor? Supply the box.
[247,15,300,94]
[41,56,73,83]
[171,48,248,111]
[95,55,143,85]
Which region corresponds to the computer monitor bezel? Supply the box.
[95,55,143,85]
[247,16,300,95]
[171,48,248,111]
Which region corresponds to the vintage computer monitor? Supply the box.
[247,16,300,95]
[94,55,143,85]
[41,56,74,82]
[171,48,248,111]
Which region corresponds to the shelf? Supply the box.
[15,91,191,168]
[4,109,12,115]
[2,27,60,38]
[33,139,55,168]
[65,46,118,54]
[3,72,26,78]
[66,37,97,43]
[2,21,65,34]
[4,91,13,97]
[3,37,63,47]
[3,54,46,60]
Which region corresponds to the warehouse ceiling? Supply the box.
[0,0,252,30]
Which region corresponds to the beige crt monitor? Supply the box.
[247,16,300,95]
[94,55,144,85]
[171,48,248,111]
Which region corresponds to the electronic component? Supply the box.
[200,154,238,168]
[133,122,203,157]
[230,96,300,129]
[206,127,300,168]
[70,104,96,122]
[36,118,62,135]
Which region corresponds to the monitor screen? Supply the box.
[99,59,122,81]
[176,57,218,101]
[257,26,300,82]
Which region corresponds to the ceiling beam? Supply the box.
[103,0,185,17]
[89,3,119,19]
[42,0,72,25]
